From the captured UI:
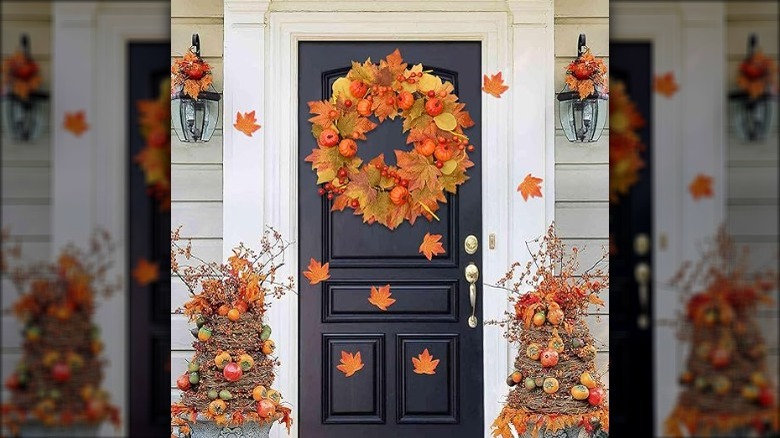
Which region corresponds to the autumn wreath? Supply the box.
[304,49,476,230]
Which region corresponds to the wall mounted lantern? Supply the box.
[1,34,49,142]
[556,34,608,143]
[171,34,221,143]
[728,34,777,142]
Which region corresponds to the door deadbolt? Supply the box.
[464,235,478,254]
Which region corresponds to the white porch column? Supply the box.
[51,2,97,250]
[223,0,269,257]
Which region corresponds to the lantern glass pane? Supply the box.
[1,95,46,142]
[171,85,221,143]
[729,95,776,142]
[557,86,607,143]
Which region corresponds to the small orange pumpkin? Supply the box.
[227,308,241,322]
[338,139,357,158]
[252,385,267,402]
[357,99,372,116]
[526,343,542,360]
[208,399,227,416]
[571,384,590,400]
[415,138,436,157]
[542,377,559,394]
[215,351,232,369]
[217,304,230,316]
[390,186,409,206]
[547,308,564,325]
[262,339,276,355]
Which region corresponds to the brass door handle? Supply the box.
[635,262,650,329]
[465,262,479,328]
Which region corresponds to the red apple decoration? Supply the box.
[13,62,37,81]
[710,347,730,369]
[185,62,206,80]
[539,349,559,368]
[257,399,276,418]
[587,387,605,406]
[758,387,775,407]
[5,374,20,390]
[740,62,766,80]
[176,374,192,391]
[51,363,71,383]
[223,362,243,382]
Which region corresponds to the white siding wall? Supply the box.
[0,1,52,404]
[554,0,610,391]
[170,1,225,402]
[170,0,611,402]
[725,2,779,378]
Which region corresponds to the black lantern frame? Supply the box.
[556,34,608,143]
[728,34,777,143]
[171,34,221,143]
[1,34,49,143]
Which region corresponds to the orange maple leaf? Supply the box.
[234,110,262,137]
[368,284,396,311]
[482,72,509,98]
[63,110,89,136]
[517,173,543,201]
[303,258,330,285]
[419,233,445,261]
[654,72,679,97]
[688,174,713,200]
[336,351,364,377]
[412,348,440,375]
[132,258,159,286]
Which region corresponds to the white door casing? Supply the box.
[52,3,170,435]
[222,1,554,436]
[611,2,726,434]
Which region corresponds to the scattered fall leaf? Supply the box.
[63,110,89,136]
[336,351,364,377]
[303,258,330,285]
[132,258,159,286]
[517,173,543,201]
[688,174,713,200]
[654,72,679,98]
[368,284,396,311]
[419,233,445,261]
[234,110,262,137]
[482,72,509,98]
[412,348,440,375]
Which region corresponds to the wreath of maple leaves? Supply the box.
[135,78,171,211]
[304,49,476,230]
[171,47,213,99]
[564,47,608,100]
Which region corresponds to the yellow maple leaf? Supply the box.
[303,258,330,285]
[132,258,159,286]
[419,233,445,261]
[63,110,89,136]
[336,350,364,377]
[412,348,440,375]
[368,284,395,311]
[234,110,262,137]
[482,72,509,98]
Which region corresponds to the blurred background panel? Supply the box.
[611,2,778,436]
[2,2,169,436]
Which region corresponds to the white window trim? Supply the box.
[222,1,555,436]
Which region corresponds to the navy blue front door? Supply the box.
[298,42,483,438]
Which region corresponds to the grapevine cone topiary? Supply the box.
[1,229,121,436]
[664,227,778,437]
[170,227,295,437]
[489,224,609,438]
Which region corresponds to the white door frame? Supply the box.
[51,3,169,435]
[222,1,555,436]
[611,2,726,434]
